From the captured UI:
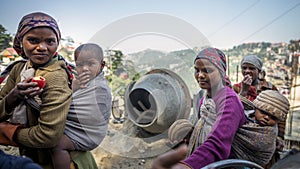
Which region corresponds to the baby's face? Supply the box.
[254,108,278,126]
[75,50,101,80]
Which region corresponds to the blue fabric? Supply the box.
[0,150,42,169]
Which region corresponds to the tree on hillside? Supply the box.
[0,24,12,51]
[110,50,124,76]
[106,49,140,96]
[288,40,300,53]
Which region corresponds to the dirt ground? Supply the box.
[0,118,172,169]
[92,119,172,169]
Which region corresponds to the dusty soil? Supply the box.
[0,118,172,169]
[92,119,172,169]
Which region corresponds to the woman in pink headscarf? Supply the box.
[152,47,246,169]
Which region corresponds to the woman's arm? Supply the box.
[152,145,191,169]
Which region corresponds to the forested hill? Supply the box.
[125,41,290,94]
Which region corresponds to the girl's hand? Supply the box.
[15,77,43,99]
[6,77,43,110]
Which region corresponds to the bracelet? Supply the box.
[178,161,193,169]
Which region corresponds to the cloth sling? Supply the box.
[64,72,111,151]
[187,95,217,156]
[232,121,277,166]
[187,93,277,165]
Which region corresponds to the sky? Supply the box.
[0,0,299,54]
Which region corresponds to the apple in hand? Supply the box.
[31,76,46,88]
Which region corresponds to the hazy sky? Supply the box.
[0,0,299,53]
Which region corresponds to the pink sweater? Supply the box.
[183,86,246,168]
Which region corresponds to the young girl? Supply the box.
[0,12,73,168]
[51,43,112,169]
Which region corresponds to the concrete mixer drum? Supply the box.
[125,69,191,133]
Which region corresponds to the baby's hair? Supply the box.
[74,43,103,61]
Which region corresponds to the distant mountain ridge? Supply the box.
[123,41,290,94]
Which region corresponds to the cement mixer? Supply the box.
[125,69,191,133]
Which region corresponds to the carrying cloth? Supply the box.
[64,72,112,151]
[232,121,277,166]
[187,95,218,156]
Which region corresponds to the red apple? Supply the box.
[31,76,46,88]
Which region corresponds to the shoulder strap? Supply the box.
[0,60,27,84]
[56,54,76,89]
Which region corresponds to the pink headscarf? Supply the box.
[194,47,231,87]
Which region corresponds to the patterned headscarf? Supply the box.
[0,12,75,88]
[13,12,61,58]
[194,47,231,86]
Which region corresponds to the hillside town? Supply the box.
[0,27,300,168]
